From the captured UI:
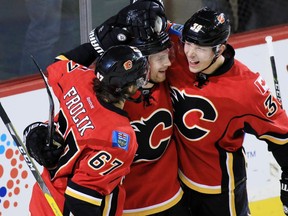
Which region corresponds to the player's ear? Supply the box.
[215,44,226,57]
[218,44,226,55]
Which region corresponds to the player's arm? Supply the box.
[246,75,288,215]
[64,180,122,216]
[50,0,167,68]
[23,0,166,167]
[56,43,99,67]
[59,0,167,67]
[63,139,133,215]
[89,0,167,54]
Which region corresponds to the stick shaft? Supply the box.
[0,102,62,216]
[31,55,55,146]
[265,36,283,108]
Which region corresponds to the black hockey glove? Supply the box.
[89,16,132,56]
[23,122,65,169]
[89,0,167,55]
[281,172,288,215]
[117,0,167,39]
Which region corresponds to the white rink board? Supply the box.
[0,39,288,215]
[236,39,288,202]
[0,89,59,216]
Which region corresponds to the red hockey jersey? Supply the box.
[29,60,138,216]
[167,34,288,194]
[122,81,183,215]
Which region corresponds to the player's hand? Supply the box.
[117,0,167,39]
[23,122,65,169]
[280,172,288,215]
[89,0,167,55]
[89,15,132,56]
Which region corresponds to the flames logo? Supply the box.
[170,87,217,141]
[131,109,173,162]
[123,60,133,70]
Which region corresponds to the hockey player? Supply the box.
[23,0,191,214]
[54,1,190,214]
[75,2,190,214]
[120,32,189,216]
[23,45,148,216]
[69,21,190,216]
[167,7,288,216]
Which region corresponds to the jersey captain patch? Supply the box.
[112,131,130,151]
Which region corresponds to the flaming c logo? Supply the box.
[123,60,132,70]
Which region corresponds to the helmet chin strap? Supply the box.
[194,46,221,88]
[200,46,220,73]
[201,54,218,72]
[146,80,157,85]
[126,83,157,106]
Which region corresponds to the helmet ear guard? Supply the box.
[181,7,231,47]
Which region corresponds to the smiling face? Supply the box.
[147,48,171,83]
[183,41,217,74]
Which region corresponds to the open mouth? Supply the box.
[158,68,168,73]
[188,60,200,66]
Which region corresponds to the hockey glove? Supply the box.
[23,122,65,169]
[89,0,167,55]
[281,172,288,215]
[89,16,132,56]
[117,0,167,39]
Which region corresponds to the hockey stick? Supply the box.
[0,102,62,216]
[265,36,283,108]
[30,55,55,147]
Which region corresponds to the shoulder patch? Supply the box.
[112,131,130,151]
[254,75,270,95]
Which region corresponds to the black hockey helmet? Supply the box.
[95,45,148,94]
[129,31,171,56]
[182,7,231,46]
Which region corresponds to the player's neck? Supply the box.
[143,82,155,88]
[113,100,125,109]
[203,55,225,75]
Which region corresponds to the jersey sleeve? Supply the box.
[253,74,288,172]
[70,143,132,195]
[46,60,90,99]
[62,138,133,215]
[245,73,288,142]
[221,72,288,171]
[57,43,98,67]
[215,70,288,148]
[65,180,125,216]
[250,73,288,171]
